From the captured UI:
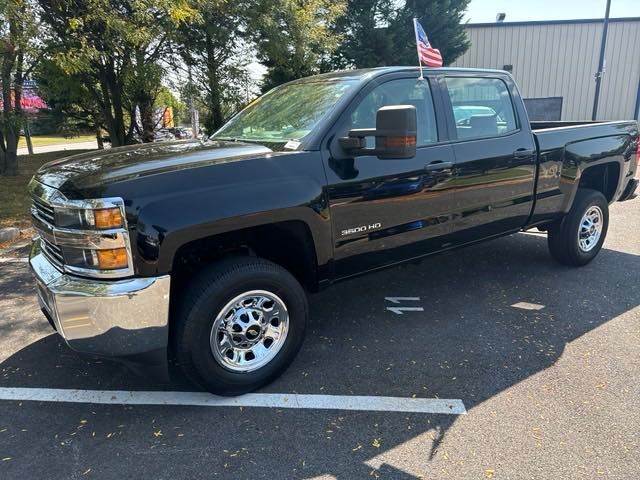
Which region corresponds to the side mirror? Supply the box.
[339,105,417,160]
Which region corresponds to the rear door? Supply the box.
[323,73,458,278]
[442,74,537,243]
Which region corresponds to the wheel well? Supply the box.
[171,221,319,294]
[579,162,619,202]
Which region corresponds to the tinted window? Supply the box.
[348,78,438,147]
[445,77,517,140]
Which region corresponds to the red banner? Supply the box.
[0,89,47,111]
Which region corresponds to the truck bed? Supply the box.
[528,120,638,226]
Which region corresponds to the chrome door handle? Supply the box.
[513,148,535,159]
[425,161,454,172]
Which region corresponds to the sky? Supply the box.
[464,0,638,23]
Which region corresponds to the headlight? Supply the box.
[55,207,124,230]
[29,178,134,279]
[94,208,124,229]
[49,201,132,277]
[62,246,129,271]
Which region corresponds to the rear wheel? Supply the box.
[547,189,609,266]
[174,257,308,395]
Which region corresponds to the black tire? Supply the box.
[547,188,609,266]
[173,257,308,396]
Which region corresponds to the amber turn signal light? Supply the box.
[96,248,128,269]
[385,136,417,148]
[94,208,124,229]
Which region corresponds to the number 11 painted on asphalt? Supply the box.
[385,297,424,315]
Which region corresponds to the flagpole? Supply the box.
[413,18,424,80]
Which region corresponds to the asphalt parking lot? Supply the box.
[1,198,638,479]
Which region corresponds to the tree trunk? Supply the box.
[139,101,155,142]
[205,32,224,130]
[96,128,104,150]
[0,130,6,175]
[97,68,118,146]
[24,119,34,155]
[1,38,20,176]
[3,133,18,175]
[108,69,127,146]
[98,63,127,147]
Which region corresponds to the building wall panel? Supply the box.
[452,19,640,120]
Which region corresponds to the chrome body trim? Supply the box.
[28,178,135,279]
[29,238,171,358]
[29,178,125,210]
[30,213,129,249]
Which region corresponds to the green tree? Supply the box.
[34,60,106,146]
[0,0,38,175]
[253,0,347,91]
[332,0,470,69]
[38,0,199,146]
[393,0,470,66]
[330,0,396,69]
[178,0,250,131]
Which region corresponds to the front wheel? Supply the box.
[174,257,308,396]
[547,188,609,266]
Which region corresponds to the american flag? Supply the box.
[413,19,443,68]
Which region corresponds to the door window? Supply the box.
[348,78,438,147]
[445,77,517,140]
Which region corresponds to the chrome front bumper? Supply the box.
[29,237,171,360]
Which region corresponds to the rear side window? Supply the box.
[445,77,517,140]
[348,78,438,147]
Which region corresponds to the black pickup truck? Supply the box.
[29,67,639,395]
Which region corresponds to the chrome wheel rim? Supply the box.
[210,290,289,372]
[578,206,603,252]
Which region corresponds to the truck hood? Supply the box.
[34,140,272,194]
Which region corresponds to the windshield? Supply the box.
[212,79,358,145]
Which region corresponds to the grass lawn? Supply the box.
[18,134,97,148]
[0,150,91,230]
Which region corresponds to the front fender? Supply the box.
[130,153,332,276]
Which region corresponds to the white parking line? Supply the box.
[0,387,466,415]
[511,301,545,311]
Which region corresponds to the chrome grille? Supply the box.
[31,194,64,271]
[32,197,56,225]
[41,238,64,270]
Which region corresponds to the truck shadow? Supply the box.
[1,231,638,478]
[284,230,640,474]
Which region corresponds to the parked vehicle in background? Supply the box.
[102,129,179,144]
[28,67,639,395]
[154,129,176,142]
[167,127,189,139]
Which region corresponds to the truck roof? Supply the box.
[286,66,511,85]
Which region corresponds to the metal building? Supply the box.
[452,17,640,121]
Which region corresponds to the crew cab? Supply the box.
[28,67,639,395]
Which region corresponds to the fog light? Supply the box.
[94,208,124,229]
[97,248,128,269]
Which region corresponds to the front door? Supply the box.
[324,75,458,278]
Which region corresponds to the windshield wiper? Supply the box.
[213,136,285,145]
